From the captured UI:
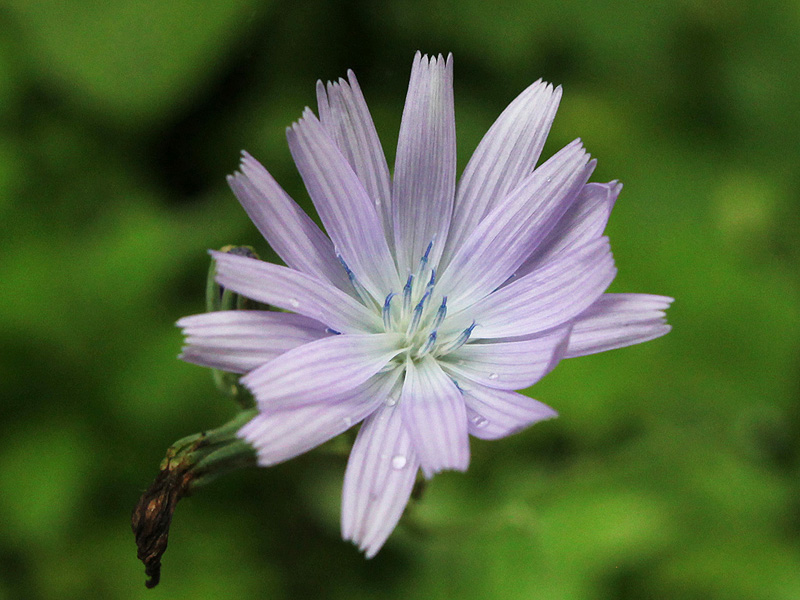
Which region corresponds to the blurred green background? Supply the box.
[1,0,799,598]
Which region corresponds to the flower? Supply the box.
[178,52,672,557]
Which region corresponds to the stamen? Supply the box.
[337,253,375,307]
[423,240,433,261]
[402,274,414,313]
[326,327,341,335]
[417,288,432,313]
[430,296,447,331]
[438,320,476,354]
[416,331,437,357]
[382,293,396,329]
[415,240,434,277]
[427,268,436,289]
[405,289,430,336]
[336,253,353,277]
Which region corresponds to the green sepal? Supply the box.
[205,245,266,409]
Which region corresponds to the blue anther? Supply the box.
[428,268,436,288]
[402,273,414,312]
[416,289,431,313]
[416,331,437,357]
[415,241,434,278]
[337,254,353,278]
[442,320,477,354]
[326,327,342,335]
[382,292,396,329]
[338,253,375,307]
[462,320,477,341]
[423,240,433,261]
[406,289,430,336]
[430,296,448,331]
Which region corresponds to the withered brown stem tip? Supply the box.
[131,454,196,588]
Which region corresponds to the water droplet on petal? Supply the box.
[471,415,489,428]
[288,298,300,308]
[488,372,499,380]
[385,395,398,407]
[342,417,352,428]
[546,176,552,182]
[391,455,407,469]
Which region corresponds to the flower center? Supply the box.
[379,243,475,363]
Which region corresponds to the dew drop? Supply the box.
[385,395,398,407]
[342,417,352,428]
[488,372,499,380]
[546,176,552,182]
[391,455,407,469]
[471,415,489,428]
[288,297,300,308]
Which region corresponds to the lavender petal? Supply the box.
[239,369,401,466]
[462,385,558,440]
[565,293,674,358]
[178,310,330,374]
[442,80,562,269]
[228,153,354,294]
[444,237,616,339]
[212,250,381,334]
[515,180,620,279]
[400,355,469,479]
[241,333,403,409]
[316,72,393,243]
[341,400,418,558]
[392,52,457,273]
[437,139,594,312]
[288,110,399,300]
[441,326,571,390]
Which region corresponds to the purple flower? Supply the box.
[178,52,672,557]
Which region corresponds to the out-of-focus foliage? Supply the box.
[0,0,798,598]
